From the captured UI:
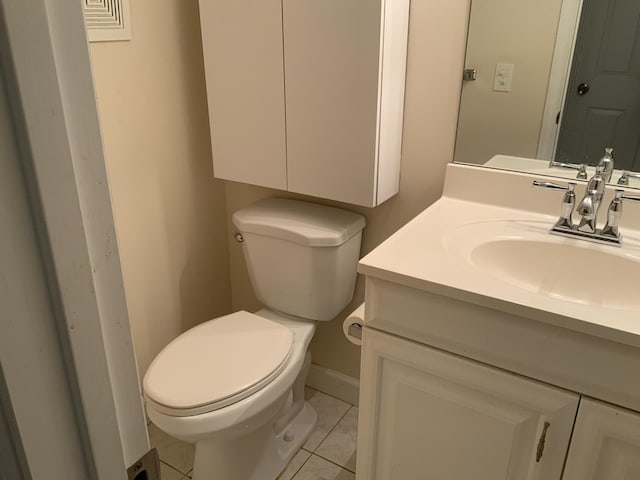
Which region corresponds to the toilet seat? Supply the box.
[143,311,294,417]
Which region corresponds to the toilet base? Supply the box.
[191,401,317,480]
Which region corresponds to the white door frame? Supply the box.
[0,367,30,479]
[536,0,584,160]
[0,0,148,478]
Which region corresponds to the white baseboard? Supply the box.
[306,364,360,406]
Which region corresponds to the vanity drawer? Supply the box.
[364,276,640,412]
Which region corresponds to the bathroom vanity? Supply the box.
[356,164,640,479]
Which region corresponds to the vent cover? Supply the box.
[83,0,131,42]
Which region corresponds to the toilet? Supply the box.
[143,198,365,480]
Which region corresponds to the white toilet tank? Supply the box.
[232,198,366,321]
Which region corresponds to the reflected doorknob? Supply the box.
[577,83,590,96]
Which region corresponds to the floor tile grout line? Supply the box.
[160,459,190,477]
[306,385,358,407]
[159,455,192,476]
[311,403,356,454]
[305,386,354,411]
[312,404,358,474]
[308,453,356,476]
[285,450,313,480]
[312,450,356,474]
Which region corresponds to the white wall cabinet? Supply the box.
[198,0,410,207]
[357,328,580,480]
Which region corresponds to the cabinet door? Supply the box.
[563,398,640,479]
[199,0,287,189]
[282,0,382,206]
[357,328,579,480]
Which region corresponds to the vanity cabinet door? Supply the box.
[562,398,640,479]
[357,328,579,480]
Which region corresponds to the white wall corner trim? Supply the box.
[0,0,147,477]
[306,364,360,406]
[536,0,584,159]
[83,0,131,42]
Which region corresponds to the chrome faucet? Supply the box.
[533,172,639,246]
[597,147,614,183]
[576,167,606,233]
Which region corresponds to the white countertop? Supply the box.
[359,164,640,349]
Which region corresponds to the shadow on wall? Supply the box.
[171,0,233,333]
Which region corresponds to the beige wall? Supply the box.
[89,0,469,380]
[223,1,470,379]
[455,0,563,165]
[89,0,232,374]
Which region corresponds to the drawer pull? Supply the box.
[536,421,551,462]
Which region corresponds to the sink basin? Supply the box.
[445,221,640,310]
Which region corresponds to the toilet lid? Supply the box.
[143,311,293,416]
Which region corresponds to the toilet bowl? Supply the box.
[145,310,317,480]
[143,198,365,480]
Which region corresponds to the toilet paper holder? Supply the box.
[347,322,362,340]
[343,303,364,346]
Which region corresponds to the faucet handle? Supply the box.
[602,190,640,239]
[532,180,577,229]
[533,180,576,191]
[602,190,624,238]
[577,164,588,179]
[547,162,588,180]
[617,170,640,186]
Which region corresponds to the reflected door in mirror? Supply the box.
[556,0,640,170]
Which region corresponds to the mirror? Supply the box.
[454,0,640,189]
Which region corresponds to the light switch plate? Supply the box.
[493,63,514,92]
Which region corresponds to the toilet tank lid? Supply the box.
[232,198,366,247]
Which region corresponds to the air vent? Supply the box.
[83,0,131,42]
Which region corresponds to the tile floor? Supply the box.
[148,387,358,480]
